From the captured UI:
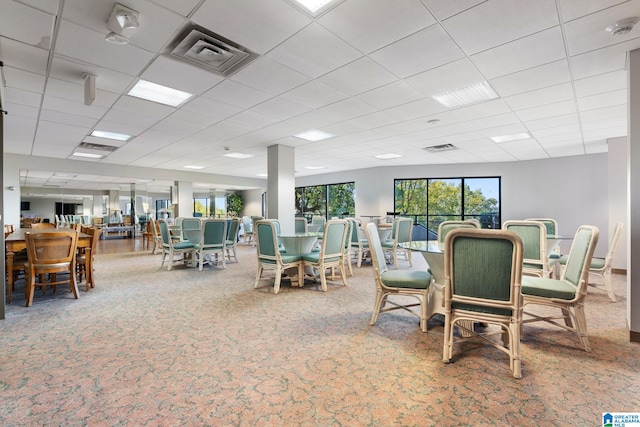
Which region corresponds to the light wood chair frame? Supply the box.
[443,228,524,379]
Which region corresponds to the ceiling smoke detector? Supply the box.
[606,17,639,36]
[105,3,140,45]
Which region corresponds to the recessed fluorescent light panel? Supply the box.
[256,173,268,177]
[223,152,254,159]
[304,166,325,170]
[294,129,335,142]
[374,153,402,160]
[432,81,498,109]
[183,165,205,170]
[288,0,343,16]
[72,152,104,159]
[90,130,131,141]
[490,132,532,143]
[128,80,193,107]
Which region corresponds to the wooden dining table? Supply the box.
[5,228,93,303]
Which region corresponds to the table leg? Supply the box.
[6,251,14,303]
[85,248,93,290]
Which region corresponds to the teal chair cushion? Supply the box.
[521,276,576,300]
[558,255,605,269]
[380,270,431,289]
[381,240,394,248]
[173,242,195,249]
[548,252,561,259]
[280,254,302,263]
[301,252,340,263]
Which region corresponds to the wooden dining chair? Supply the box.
[24,230,79,307]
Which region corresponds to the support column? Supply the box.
[267,144,295,235]
[174,181,193,218]
[627,49,640,342]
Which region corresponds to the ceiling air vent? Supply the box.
[424,143,457,153]
[170,26,258,77]
[78,142,119,152]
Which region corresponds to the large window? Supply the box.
[296,182,355,221]
[394,177,500,232]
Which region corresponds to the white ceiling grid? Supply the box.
[0,0,636,192]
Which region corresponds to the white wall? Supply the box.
[296,153,612,261]
[242,189,265,217]
[608,137,628,270]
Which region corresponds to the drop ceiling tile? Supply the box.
[230,57,311,95]
[545,145,586,157]
[39,109,97,128]
[0,0,54,47]
[581,116,626,131]
[574,70,627,97]
[319,0,436,53]
[421,0,487,20]
[55,21,154,76]
[385,97,447,121]
[442,0,558,55]
[267,22,361,78]
[579,104,626,121]
[563,0,640,56]
[451,99,512,121]
[190,0,310,54]
[471,27,566,79]
[151,0,201,17]
[42,94,107,119]
[504,83,574,111]
[405,58,486,96]
[48,58,136,96]
[515,100,577,122]
[250,96,311,120]
[524,113,580,131]
[317,57,397,96]
[139,56,225,96]
[558,0,629,22]
[3,102,39,119]
[63,0,185,53]
[280,80,349,109]
[369,24,465,78]
[532,124,581,138]
[203,80,272,109]
[577,89,626,111]
[491,60,571,97]
[182,96,243,121]
[3,87,42,108]
[225,110,280,129]
[1,39,49,78]
[356,81,424,109]
[570,38,640,79]
[347,112,400,130]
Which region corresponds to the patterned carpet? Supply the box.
[1,243,638,426]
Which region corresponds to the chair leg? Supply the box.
[370,289,385,326]
[603,271,617,302]
[254,266,263,288]
[573,305,591,351]
[319,267,328,292]
[274,269,282,294]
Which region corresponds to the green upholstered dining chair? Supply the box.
[526,217,561,260]
[225,218,240,263]
[195,219,227,270]
[301,219,348,292]
[311,215,326,234]
[381,217,413,269]
[437,220,480,244]
[557,221,621,302]
[348,217,369,267]
[294,217,307,233]
[503,220,555,278]
[521,225,599,351]
[365,222,432,332]
[442,228,524,378]
[242,216,254,245]
[254,220,303,294]
[158,219,196,271]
